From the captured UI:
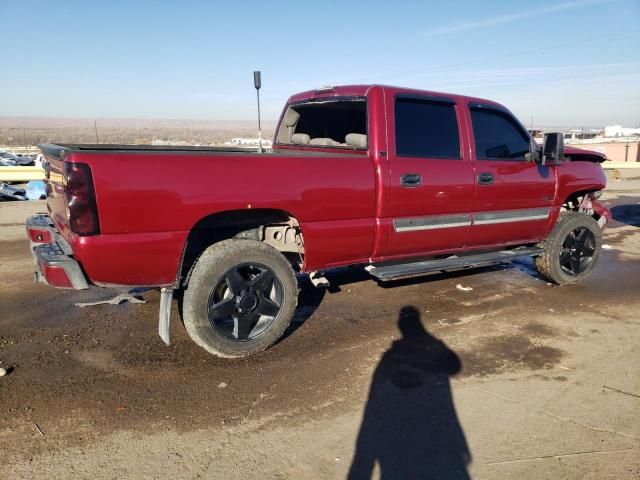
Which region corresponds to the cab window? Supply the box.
[395,98,460,159]
[470,108,530,160]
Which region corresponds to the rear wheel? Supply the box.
[535,212,602,285]
[182,239,298,358]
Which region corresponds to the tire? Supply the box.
[182,239,298,358]
[535,212,602,285]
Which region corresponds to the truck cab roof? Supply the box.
[286,84,504,109]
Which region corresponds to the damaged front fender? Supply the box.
[580,195,611,229]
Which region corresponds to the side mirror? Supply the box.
[542,133,564,166]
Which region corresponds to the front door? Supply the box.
[380,94,475,260]
[466,103,556,247]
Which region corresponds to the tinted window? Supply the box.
[395,98,460,159]
[470,108,530,160]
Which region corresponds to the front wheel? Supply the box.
[182,239,298,358]
[535,212,602,285]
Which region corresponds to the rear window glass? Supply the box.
[395,98,460,159]
[276,98,367,147]
[295,101,366,140]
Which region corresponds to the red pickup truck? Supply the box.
[28,84,610,358]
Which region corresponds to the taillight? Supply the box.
[64,163,100,235]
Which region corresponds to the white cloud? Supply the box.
[422,0,611,37]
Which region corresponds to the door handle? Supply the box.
[477,172,494,185]
[401,173,422,187]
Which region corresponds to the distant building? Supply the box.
[530,124,639,162]
[550,126,639,163]
[604,125,640,138]
[151,139,190,146]
[225,138,273,147]
[563,129,602,141]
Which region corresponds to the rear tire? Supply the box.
[535,212,602,285]
[182,239,298,358]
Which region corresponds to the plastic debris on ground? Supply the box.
[456,284,474,292]
[25,180,46,200]
[75,292,147,308]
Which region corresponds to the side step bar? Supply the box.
[366,246,544,282]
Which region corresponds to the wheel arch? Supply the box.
[562,189,600,208]
[175,208,305,288]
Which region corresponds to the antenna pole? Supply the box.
[256,88,263,153]
[254,71,263,153]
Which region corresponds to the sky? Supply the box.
[1,0,639,127]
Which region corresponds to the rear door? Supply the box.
[378,93,475,260]
[466,103,555,247]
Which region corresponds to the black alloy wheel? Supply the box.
[559,226,596,276]
[183,239,298,357]
[535,211,602,285]
[207,263,284,341]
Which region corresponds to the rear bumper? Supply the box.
[26,214,89,290]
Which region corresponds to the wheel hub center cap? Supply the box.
[238,292,258,312]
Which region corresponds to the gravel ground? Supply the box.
[0,173,638,479]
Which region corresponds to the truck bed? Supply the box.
[38,141,377,285]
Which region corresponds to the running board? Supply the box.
[366,246,544,282]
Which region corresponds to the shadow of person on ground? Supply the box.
[348,306,471,480]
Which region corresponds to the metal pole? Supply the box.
[256,88,263,153]
[254,71,263,153]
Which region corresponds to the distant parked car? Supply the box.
[16,154,35,166]
[0,151,34,166]
[0,151,19,166]
[0,182,27,201]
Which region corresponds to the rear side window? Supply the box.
[470,108,530,160]
[395,98,460,159]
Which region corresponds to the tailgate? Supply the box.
[40,145,72,241]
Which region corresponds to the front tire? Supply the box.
[182,239,298,358]
[535,212,602,285]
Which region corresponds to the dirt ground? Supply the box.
[1,173,638,479]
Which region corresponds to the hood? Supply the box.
[564,146,606,163]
